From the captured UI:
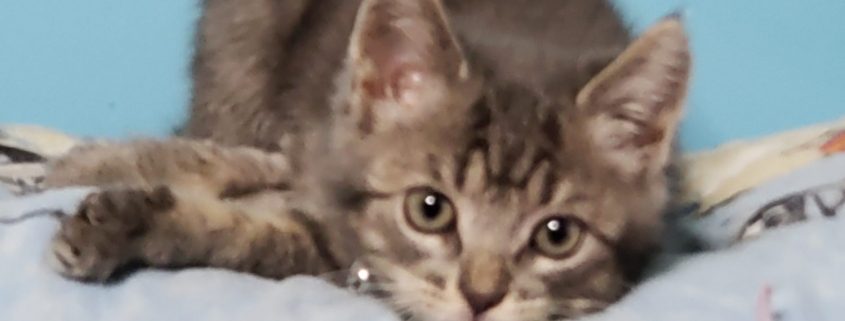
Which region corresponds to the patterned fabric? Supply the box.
[740,179,845,241]
[680,118,845,248]
[0,125,79,195]
[681,118,845,213]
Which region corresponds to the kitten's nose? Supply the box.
[458,253,511,315]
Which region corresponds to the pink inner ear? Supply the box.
[352,0,461,103]
[360,60,430,106]
[392,66,428,106]
[348,0,468,131]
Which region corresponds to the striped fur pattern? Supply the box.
[44,1,691,320]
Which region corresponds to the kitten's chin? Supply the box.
[473,304,549,321]
[413,307,538,321]
[411,305,473,321]
[473,312,539,321]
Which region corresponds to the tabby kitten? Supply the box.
[44,0,691,320]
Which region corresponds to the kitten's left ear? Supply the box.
[576,17,691,180]
[345,0,469,133]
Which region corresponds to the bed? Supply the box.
[2,120,844,321]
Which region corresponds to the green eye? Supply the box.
[404,188,456,233]
[531,217,584,259]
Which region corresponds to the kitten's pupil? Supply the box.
[545,219,568,244]
[422,194,442,219]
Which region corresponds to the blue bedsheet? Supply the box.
[1,184,844,321]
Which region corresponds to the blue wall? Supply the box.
[1,0,843,151]
[0,1,196,138]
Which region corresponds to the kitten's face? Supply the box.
[347,109,668,321]
[332,1,690,320]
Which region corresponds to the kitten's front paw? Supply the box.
[48,187,174,281]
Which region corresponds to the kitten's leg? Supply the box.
[49,185,338,281]
[43,139,292,195]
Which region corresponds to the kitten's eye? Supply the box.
[404,187,456,233]
[531,217,584,259]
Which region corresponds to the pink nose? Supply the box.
[459,279,508,315]
[458,252,511,316]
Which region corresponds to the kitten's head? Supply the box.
[329,0,690,320]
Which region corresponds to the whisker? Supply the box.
[547,297,613,320]
[341,256,450,321]
[315,267,352,285]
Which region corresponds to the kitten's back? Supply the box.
[186,0,363,149]
[184,0,630,149]
[445,0,630,96]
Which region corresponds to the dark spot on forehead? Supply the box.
[541,114,563,148]
[446,84,572,205]
[468,98,493,132]
[539,170,557,205]
[426,153,443,181]
[454,138,490,189]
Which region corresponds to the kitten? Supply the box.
[44,0,691,320]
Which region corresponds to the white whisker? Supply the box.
[547,297,613,319]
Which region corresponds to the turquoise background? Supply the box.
[1,0,843,151]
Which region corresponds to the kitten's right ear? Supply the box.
[344,0,468,133]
